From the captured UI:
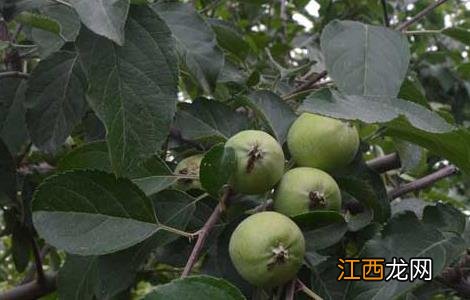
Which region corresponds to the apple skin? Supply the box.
[287,113,359,172]
[229,211,305,288]
[225,130,285,194]
[174,154,204,190]
[273,167,341,216]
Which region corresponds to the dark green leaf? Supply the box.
[200,144,236,196]
[209,19,250,61]
[174,99,249,142]
[422,203,466,234]
[443,27,470,46]
[347,212,466,299]
[32,4,81,58]
[58,141,111,172]
[0,78,28,154]
[0,139,17,204]
[15,11,61,34]
[152,1,224,93]
[321,20,410,96]
[32,170,160,255]
[11,226,31,273]
[293,211,347,251]
[71,0,129,45]
[77,6,178,176]
[143,275,246,300]
[244,91,296,144]
[398,76,429,108]
[25,51,87,152]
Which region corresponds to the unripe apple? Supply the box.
[273,167,341,216]
[229,211,305,288]
[287,113,359,172]
[225,130,285,194]
[174,154,203,190]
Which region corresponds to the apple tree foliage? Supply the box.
[1,0,470,299]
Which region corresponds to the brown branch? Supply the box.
[285,279,296,300]
[21,245,51,284]
[366,153,401,173]
[181,187,232,277]
[0,71,29,79]
[30,237,45,284]
[388,164,458,200]
[0,273,57,300]
[295,279,322,300]
[381,0,390,27]
[396,0,449,31]
[283,70,328,99]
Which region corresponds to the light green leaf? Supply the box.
[72,0,130,45]
[152,1,224,93]
[321,20,410,96]
[77,6,178,176]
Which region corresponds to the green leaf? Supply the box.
[422,203,466,234]
[300,89,454,133]
[347,212,466,299]
[59,142,178,196]
[174,99,249,142]
[152,1,224,93]
[32,170,160,255]
[71,0,130,45]
[0,139,16,204]
[457,62,470,80]
[15,11,61,34]
[244,91,297,144]
[0,78,29,154]
[58,141,111,173]
[11,226,32,273]
[209,19,250,61]
[143,275,246,300]
[32,4,81,58]
[443,27,470,46]
[77,6,178,176]
[335,156,390,222]
[320,20,410,97]
[398,76,429,108]
[25,51,87,152]
[58,189,197,299]
[200,144,236,196]
[293,211,347,251]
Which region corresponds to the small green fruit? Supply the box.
[287,113,359,172]
[273,167,341,216]
[174,154,203,190]
[225,130,284,194]
[229,211,305,288]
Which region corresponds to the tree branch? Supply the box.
[296,279,322,300]
[381,0,390,27]
[181,187,232,277]
[282,70,328,99]
[0,71,29,79]
[0,273,57,300]
[388,164,458,200]
[396,0,449,31]
[285,279,296,300]
[366,153,401,173]
[30,237,45,284]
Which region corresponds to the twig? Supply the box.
[396,0,449,31]
[181,187,232,277]
[388,164,458,200]
[366,153,401,173]
[21,245,51,284]
[0,273,57,300]
[282,70,328,99]
[405,29,443,35]
[296,279,323,300]
[30,237,45,284]
[381,0,390,27]
[0,71,29,79]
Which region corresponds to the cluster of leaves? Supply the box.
[0,0,470,299]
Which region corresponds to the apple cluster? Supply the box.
[174,113,360,289]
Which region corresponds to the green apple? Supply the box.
[174,154,203,190]
[273,167,341,216]
[287,113,359,172]
[225,130,285,194]
[229,211,305,288]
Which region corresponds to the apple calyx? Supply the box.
[309,191,326,209]
[246,144,263,173]
[268,243,289,270]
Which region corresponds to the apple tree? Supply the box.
[1,0,470,299]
